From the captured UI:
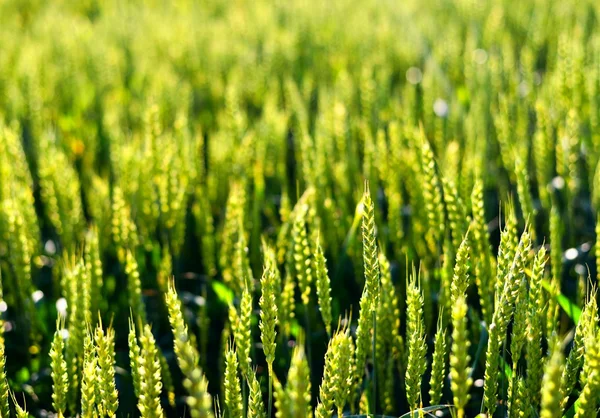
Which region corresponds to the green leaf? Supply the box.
[210,281,234,305]
[500,357,512,379]
[541,279,582,323]
[563,399,579,418]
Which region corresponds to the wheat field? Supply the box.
[0,0,599,417]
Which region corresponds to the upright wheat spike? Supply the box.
[405,267,426,411]
[165,282,214,418]
[540,338,564,418]
[224,345,244,418]
[429,312,447,406]
[80,331,97,418]
[574,320,600,418]
[248,371,266,418]
[526,246,547,409]
[287,342,312,418]
[95,321,119,417]
[232,287,253,378]
[259,242,278,417]
[450,295,471,418]
[50,318,69,417]
[483,229,531,416]
[560,296,596,410]
[314,237,332,336]
[0,314,10,418]
[471,180,494,325]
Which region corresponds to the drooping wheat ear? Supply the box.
[0,315,10,418]
[165,282,214,418]
[508,275,528,415]
[494,200,519,297]
[405,267,427,411]
[314,236,332,336]
[574,318,600,418]
[136,324,165,418]
[84,226,103,323]
[95,321,118,417]
[125,250,146,323]
[471,180,494,325]
[292,203,313,306]
[548,205,562,338]
[259,243,278,372]
[224,344,244,418]
[429,312,447,406]
[418,128,445,247]
[540,338,564,418]
[50,318,69,417]
[484,229,531,416]
[559,296,596,410]
[450,295,471,418]
[80,330,97,418]
[287,342,312,418]
[450,231,471,303]
[526,246,547,408]
[248,370,266,418]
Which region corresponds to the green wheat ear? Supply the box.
[471,180,494,325]
[0,312,10,418]
[292,202,313,306]
[314,236,332,336]
[429,312,446,406]
[231,287,253,378]
[165,281,214,418]
[574,302,600,418]
[94,320,119,418]
[136,324,165,418]
[259,241,278,371]
[526,246,547,409]
[248,370,267,418]
[50,318,69,417]
[10,392,30,418]
[361,181,380,314]
[405,266,426,412]
[540,338,564,418]
[450,295,471,418]
[224,344,243,418]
